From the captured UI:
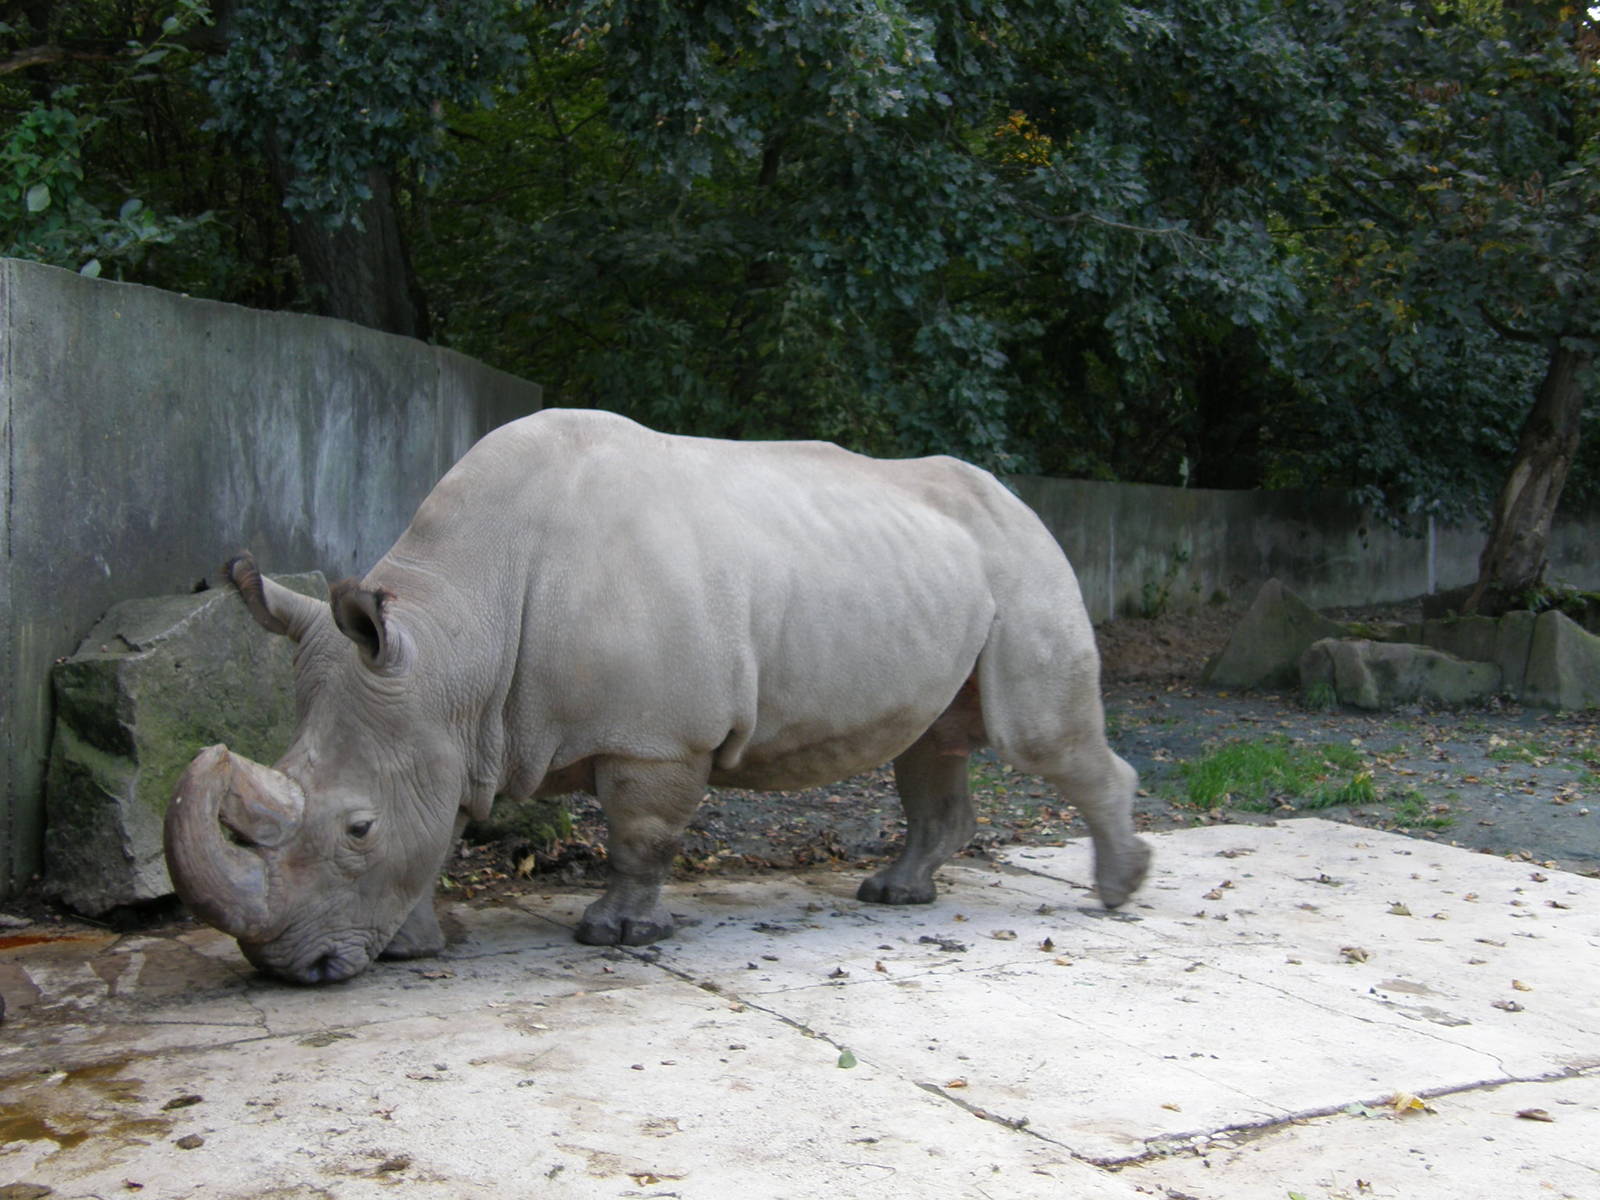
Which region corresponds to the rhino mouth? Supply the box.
[240,935,374,985]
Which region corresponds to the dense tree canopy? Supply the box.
[3,0,1595,602]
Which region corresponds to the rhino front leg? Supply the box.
[858,732,976,905]
[576,756,709,947]
[378,894,445,960]
[378,810,465,960]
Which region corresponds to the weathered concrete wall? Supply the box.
[1010,475,1600,624]
[1,259,540,894]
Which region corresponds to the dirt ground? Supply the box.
[5,599,1596,935]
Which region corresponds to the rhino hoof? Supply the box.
[574,915,674,947]
[856,875,937,906]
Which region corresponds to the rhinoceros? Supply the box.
[164,408,1150,983]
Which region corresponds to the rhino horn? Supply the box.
[164,745,305,941]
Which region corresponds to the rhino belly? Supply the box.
[708,702,945,791]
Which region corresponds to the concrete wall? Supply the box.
[1,259,540,894]
[1011,475,1600,623]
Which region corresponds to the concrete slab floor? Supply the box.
[1,818,1596,1199]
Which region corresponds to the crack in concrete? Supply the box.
[1097,1063,1600,1169]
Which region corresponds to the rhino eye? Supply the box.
[347,819,374,839]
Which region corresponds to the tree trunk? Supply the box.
[1465,341,1590,615]
[276,167,432,340]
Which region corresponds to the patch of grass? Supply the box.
[1486,737,1544,764]
[1385,785,1455,831]
[1176,735,1372,813]
[1301,680,1338,712]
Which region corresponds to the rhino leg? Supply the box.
[1046,747,1151,909]
[576,756,709,947]
[378,894,446,960]
[857,732,977,905]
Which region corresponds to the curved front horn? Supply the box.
[164,745,306,942]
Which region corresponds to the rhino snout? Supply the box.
[165,745,305,944]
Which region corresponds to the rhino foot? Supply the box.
[856,873,937,906]
[575,896,675,947]
[377,896,445,960]
[1096,838,1153,910]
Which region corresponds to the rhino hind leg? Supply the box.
[378,894,446,960]
[858,728,978,905]
[975,608,1152,910]
[576,755,709,947]
[1042,747,1151,909]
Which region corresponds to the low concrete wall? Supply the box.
[1,259,540,894]
[1009,477,1600,623]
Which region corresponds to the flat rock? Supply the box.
[1299,637,1501,710]
[43,574,325,915]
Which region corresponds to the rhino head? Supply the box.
[164,556,469,984]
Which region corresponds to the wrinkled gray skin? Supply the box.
[165,409,1150,984]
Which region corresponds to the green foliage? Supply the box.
[4,0,1592,524]
[203,0,529,225]
[1270,0,1600,520]
[1,5,214,277]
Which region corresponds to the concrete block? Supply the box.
[1299,638,1500,710]
[1521,609,1600,710]
[1203,579,1345,690]
[43,574,325,915]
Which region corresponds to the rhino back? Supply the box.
[378,409,1074,790]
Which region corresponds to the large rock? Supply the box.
[43,574,326,915]
[1299,638,1501,711]
[1421,611,1536,697]
[1202,580,1345,690]
[1521,610,1600,710]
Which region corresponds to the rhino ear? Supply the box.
[226,554,324,643]
[330,578,410,673]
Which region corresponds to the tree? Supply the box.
[1283,1,1598,613]
[201,0,527,336]
[416,1,1330,472]
[1,1,218,280]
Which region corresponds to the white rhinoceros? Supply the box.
[165,409,1150,983]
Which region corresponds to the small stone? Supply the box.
[174,1134,204,1150]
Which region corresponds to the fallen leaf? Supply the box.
[837,1050,857,1069]
[374,1156,411,1174]
[1511,979,1532,992]
[1516,1108,1554,1122]
[990,929,1018,941]
[161,1094,203,1111]
[945,1078,968,1089]
[1387,1090,1431,1116]
[1341,946,1370,963]
[1492,999,1524,1012]
[873,960,887,973]
[1161,1102,1181,1111]
[1387,901,1412,917]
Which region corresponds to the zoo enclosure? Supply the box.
[2,259,1596,895]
